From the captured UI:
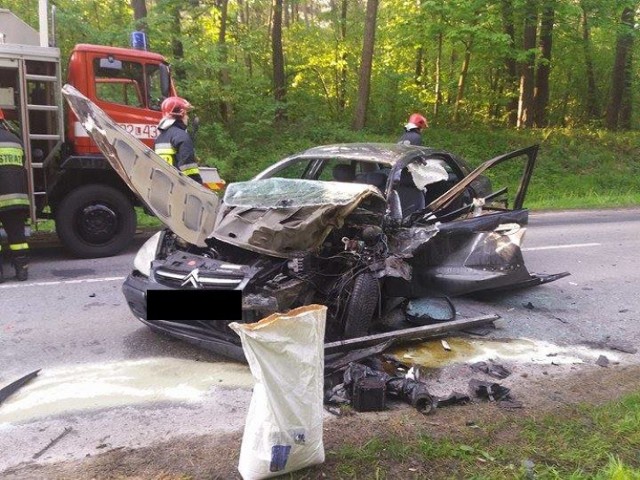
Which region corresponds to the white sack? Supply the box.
[230,305,326,479]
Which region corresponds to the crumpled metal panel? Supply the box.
[62,85,218,247]
[224,178,381,208]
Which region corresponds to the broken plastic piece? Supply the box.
[469,379,512,402]
[0,369,40,406]
[470,361,511,379]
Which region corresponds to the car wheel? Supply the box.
[55,184,136,258]
[343,272,379,339]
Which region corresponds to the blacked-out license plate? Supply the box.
[146,289,242,321]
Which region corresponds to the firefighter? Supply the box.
[398,113,428,146]
[154,97,203,184]
[0,108,29,282]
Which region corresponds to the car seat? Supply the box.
[354,171,388,192]
[332,164,356,182]
[395,168,425,217]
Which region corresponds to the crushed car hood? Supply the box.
[215,178,385,257]
[62,85,219,247]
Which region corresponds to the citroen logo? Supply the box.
[181,268,201,288]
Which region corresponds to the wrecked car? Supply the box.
[62,85,569,361]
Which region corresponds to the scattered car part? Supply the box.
[325,315,500,354]
[470,361,512,379]
[469,378,512,402]
[406,297,456,325]
[352,377,387,412]
[436,392,471,408]
[0,369,40,406]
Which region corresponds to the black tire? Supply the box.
[55,184,136,258]
[343,272,379,339]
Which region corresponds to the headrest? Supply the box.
[333,164,356,182]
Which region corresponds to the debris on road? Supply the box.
[0,369,40,406]
[470,361,511,379]
[33,427,73,459]
[596,355,610,368]
[441,340,452,351]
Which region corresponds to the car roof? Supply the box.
[292,143,430,166]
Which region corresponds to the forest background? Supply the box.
[3,0,640,209]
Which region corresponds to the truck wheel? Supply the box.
[343,272,379,339]
[55,184,136,258]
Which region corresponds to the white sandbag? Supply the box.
[230,305,326,480]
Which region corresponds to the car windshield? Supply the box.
[223,178,379,208]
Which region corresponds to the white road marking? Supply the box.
[523,242,601,252]
[0,276,126,289]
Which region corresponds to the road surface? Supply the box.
[1,208,638,472]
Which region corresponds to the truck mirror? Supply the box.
[159,64,171,98]
[99,57,123,70]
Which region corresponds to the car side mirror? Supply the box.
[388,190,403,223]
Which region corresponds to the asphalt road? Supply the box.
[1,208,639,471]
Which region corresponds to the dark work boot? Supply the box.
[12,255,28,281]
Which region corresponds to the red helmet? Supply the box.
[0,108,4,120]
[161,96,192,119]
[408,113,428,129]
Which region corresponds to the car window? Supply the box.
[265,159,314,179]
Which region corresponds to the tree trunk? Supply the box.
[517,0,537,128]
[500,0,518,126]
[581,2,599,120]
[336,0,348,115]
[415,47,423,85]
[619,41,634,129]
[605,7,635,130]
[130,0,147,31]
[272,0,287,124]
[533,0,554,127]
[434,31,443,118]
[217,0,232,125]
[171,4,185,81]
[453,41,472,122]
[352,0,379,130]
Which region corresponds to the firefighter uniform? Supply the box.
[0,125,29,282]
[154,120,203,184]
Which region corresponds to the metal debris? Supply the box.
[470,361,511,379]
[0,369,40,406]
[469,379,512,402]
[33,427,73,459]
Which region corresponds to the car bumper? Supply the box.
[122,271,246,362]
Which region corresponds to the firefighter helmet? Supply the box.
[0,107,4,120]
[408,113,428,129]
[161,97,192,119]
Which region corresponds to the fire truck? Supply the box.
[0,3,221,258]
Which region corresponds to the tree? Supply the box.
[517,0,538,128]
[533,0,554,127]
[217,0,232,125]
[501,0,519,126]
[272,0,287,124]
[352,0,379,130]
[605,5,635,130]
[130,0,147,31]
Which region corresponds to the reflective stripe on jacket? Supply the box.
[0,131,29,213]
[154,121,202,184]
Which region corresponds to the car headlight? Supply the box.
[134,231,162,277]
